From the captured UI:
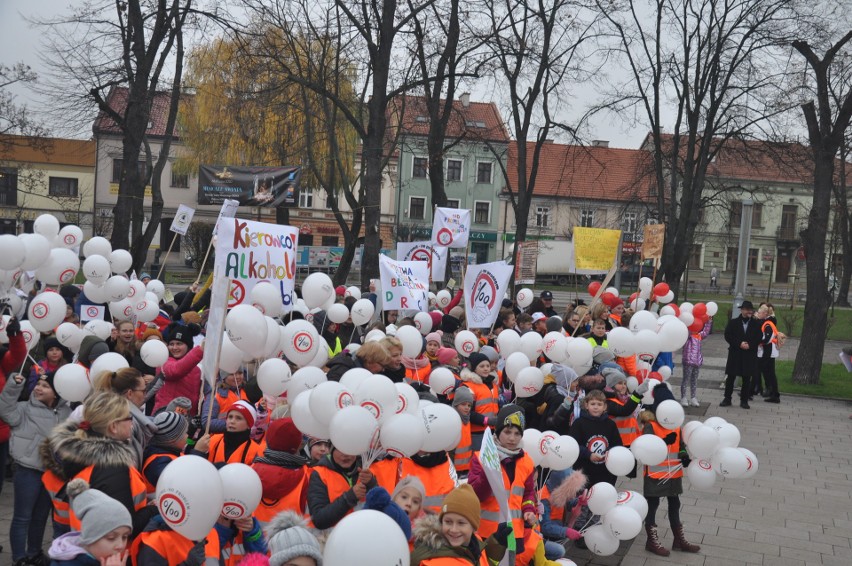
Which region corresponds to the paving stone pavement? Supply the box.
[0,333,849,565]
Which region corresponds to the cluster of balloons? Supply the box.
[683,416,758,488]
[522,429,580,471]
[582,484,649,556]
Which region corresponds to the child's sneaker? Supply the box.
[680,397,689,407]
[690,398,700,407]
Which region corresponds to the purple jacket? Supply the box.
[681,319,712,367]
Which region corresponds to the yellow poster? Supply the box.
[642,224,666,260]
[573,227,621,271]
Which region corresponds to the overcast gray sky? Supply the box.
[1,0,648,147]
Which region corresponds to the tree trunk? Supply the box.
[360,134,385,288]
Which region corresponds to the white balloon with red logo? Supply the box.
[355,374,398,423]
[36,248,80,286]
[53,363,91,402]
[310,381,354,425]
[108,299,134,321]
[134,299,160,323]
[280,319,321,367]
[522,428,545,466]
[19,234,52,272]
[428,367,456,396]
[514,366,544,398]
[18,321,39,351]
[395,382,420,415]
[27,291,66,333]
[218,463,262,520]
[542,435,579,471]
[127,279,146,302]
[586,481,618,515]
[738,447,759,479]
[686,458,716,489]
[57,225,83,249]
[380,413,425,458]
[616,490,648,520]
[435,289,452,308]
[157,455,224,541]
[454,330,479,357]
[288,366,327,400]
[541,331,567,363]
[413,312,432,335]
[516,288,533,308]
[256,358,292,397]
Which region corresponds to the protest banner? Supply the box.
[215,217,299,309]
[379,254,429,311]
[396,241,448,281]
[641,223,665,260]
[80,305,105,322]
[480,428,516,565]
[572,227,621,272]
[464,261,513,329]
[199,165,301,208]
[431,207,471,248]
[514,241,538,285]
[169,205,196,236]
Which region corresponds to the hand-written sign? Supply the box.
[379,254,429,311]
[573,227,622,271]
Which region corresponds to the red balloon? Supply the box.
[688,319,704,333]
[692,303,707,318]
[635,368,650,382]
[653,282,670,296]
[588,281,602,296]
[649,371,663,381]
[629,292,638,303]
[601,292,616,307]
[668,304,681,317]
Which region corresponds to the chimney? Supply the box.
[460,92,470,107]
[592,140,609,148]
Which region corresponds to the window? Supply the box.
[623,212,638,235]
[689,244,702,269]
[321,236,338,246]
[409,196,426,220]
[726,247,759,272]
[412,157,428,179]
[535,206,551,228]
[300,234,314,246]
[160,219,180,251]
[730,201,763,227]
[171,169,189,188]
[446,199,460,209]
[476,161,493,184]
[0,168,18,206]
[474,201,491,224]
[446,159,462,182]
[299,188,314,208]
[780,205,797,240]
[580,209,595,228]
[112,159,148,184]
[48,177,79,197]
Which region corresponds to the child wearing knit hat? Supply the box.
[48,479,132,566]
[391,476,427,524]
[141,412,210,495]
[458,352,500,453]
[264,511,323,566]
[424,331,443,368]
[204,400,263,465]
[449,386,474,477]
[410,484,508,566]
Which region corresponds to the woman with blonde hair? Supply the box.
[325,341,392,381]
[93,368,158,467]
[42,392,152,537]
[108,321,139,365]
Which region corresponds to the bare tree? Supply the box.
[1,62,48,155]
[789,31,852,384]
[593,0,793,296]
[36,0,192,272]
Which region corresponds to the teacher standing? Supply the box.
[721,300,763,409]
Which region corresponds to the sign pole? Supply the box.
[156,236,177,281]
[572,264,618,337]
[194,238,216,286]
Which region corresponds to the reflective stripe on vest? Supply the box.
[142,452,178,495]
[476,450,535,540]
[208,435,262,466]
[645,422,683,480]
[453,424,473,472]
[540,485,564,521]
[400,458,456,514]
[221,540,246,566]
[468,380,500,434]
[42,470,70,525]
[608,398,640,445]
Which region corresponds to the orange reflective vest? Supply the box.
[475,451,535,542]
[370,457,400,493]
[131,527,220,566]
[142,452,178,495]
[617,354,637,378]
[308,465,360,528]
[762,320,779,345]
[453,423,472,474]
[400,458,456,514]
[207,435,263,466]
[539,485,563,522]
[608,398,640,446]
[251,467,309,528]
[220,531,255,566]
[69,465,148,531]
[467,380,500,434]
[42,470,70,526]
[406,364,431,384]
[419,549,490,566]
[215,389,249,418]
[644,422,683,480]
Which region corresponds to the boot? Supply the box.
[671,523,700,552]
[645,523,670,556]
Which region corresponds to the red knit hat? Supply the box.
[227,400,257,428]
[265,418,302,454]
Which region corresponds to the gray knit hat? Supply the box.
[392,475,426,502]
[593,346,615,366]
[602,366,628,388]
[452,385,475,407]
[266,511,323,566]
[165,397,192,413]
[152,411,188,445]
[479,345,499,363]
[66,479,132,545]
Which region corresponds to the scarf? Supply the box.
[401,355,430,371]
[412,450,448,468]
[254,448,309,469]
[459,412,471,425]
[425,352,439,364]
[223,429,252,460]
[494,436,522,459]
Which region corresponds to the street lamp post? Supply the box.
[733,199,754,318]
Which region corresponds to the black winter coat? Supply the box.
[723,315,763,378]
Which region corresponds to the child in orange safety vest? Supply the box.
[142,411,210,496]
[449,386,474,477]
[205,400,262,466]
[640,384,700,557]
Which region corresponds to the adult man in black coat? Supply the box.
[721,300,763,409]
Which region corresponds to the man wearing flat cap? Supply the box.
[721,300,763,409]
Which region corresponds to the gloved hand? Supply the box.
[561,396,574,412]
[577,491,589,507]
[663,432,678,445]
[493,523,514,547]
[634,380,650,396]
[180,539,207,566]
[680,452,691,468]
[565,528,582,541]
[5,317,20,337]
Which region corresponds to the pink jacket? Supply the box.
[681,319,712,367]
[153,346,204,414]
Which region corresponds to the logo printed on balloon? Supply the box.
[337,391,354,409]
[22,330,33,342]
[698,459,712,471]
[361,401,382,420]
[435,227,454,246]
[59,269,76,284]
[293,331,314,354]
[460,340,475,354]
[221,501,245,519]
[396,394,408,414]
[123,306,133,317]
[31,302,49,320]
[617,491,632,505]
[63,234,77,246]
[587,435,610,458]
[158,493,187,526]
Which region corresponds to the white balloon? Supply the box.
[53,364,91,402]
[249,281,282,316]
[518,332,542,362]
[633,329,661,364]
[257,358,293,397]
[682,420,703,443]
[380,413,425,458]
[711,447,749,478]
[218,463,262,520]
[686,458,717,489]
[583,524,619,556]
[225,305,268,358]
[658,290,674,304]
[738,447,759,479]
[82,255,111,286]
[126,279,146,302]
[495,329,521,358]
[310,381,354,425]
[18,234,52,271]
[36,248,80,285]
[563,337,593,375]
[330,405,379,455]
[685,425,720,460]
[605,446,636,476]
[108,249,133,274]
[350,299,375,326]
[629,310,658,332]
[395,382,420,415]
[156,455,224,541]
[630,298,646,311]
[602,505,642,540]
[104,275,131,302]
[134,299,160,323]
[638,277,653,291]
[706,301,719,316]
[429,367,456,396]
[616,490,648,520]
[365,329,386,342]
[607,327,635,357]
[419,402,463,453]
[396,325,424,358]
[516,288,533,308]
[290,391,330,439]
[83,236,112,259]
[281,320,321,367]
[322,510,411,566]
[288,366,327,400]
[655,399,685,430]
[339,368,374,391]
[630,434,667,466]
[57,225,84,249]
[89,351,129,380]
[542,435,579,471]
[703,416,727,429]
[586,482,618,515]
[656,365,672,380]
[659,305,676,317]
[27,291,67,333]
[657,318,689,351]
[715,422,741,448]
[625,376,638,393]
[146,279,165,301]
[541,331,567,363]
[522,428,545,466]
[413,312,433,335]
[140,340,169,367]
[56,322,83,351]
[504,351,531,383]
[679,302,694,313]
[19,321,39,351]
[678,311,695,327]
[301,272,335,309]
[306,337,330,368]
[345,286,361,300]
[454,330,479,357]
[354,374,398,422]
[514,366,544,398]
[435,289,452,308]
[261,317,282,359]
[33,214,61,239]
[325,303,348,325]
